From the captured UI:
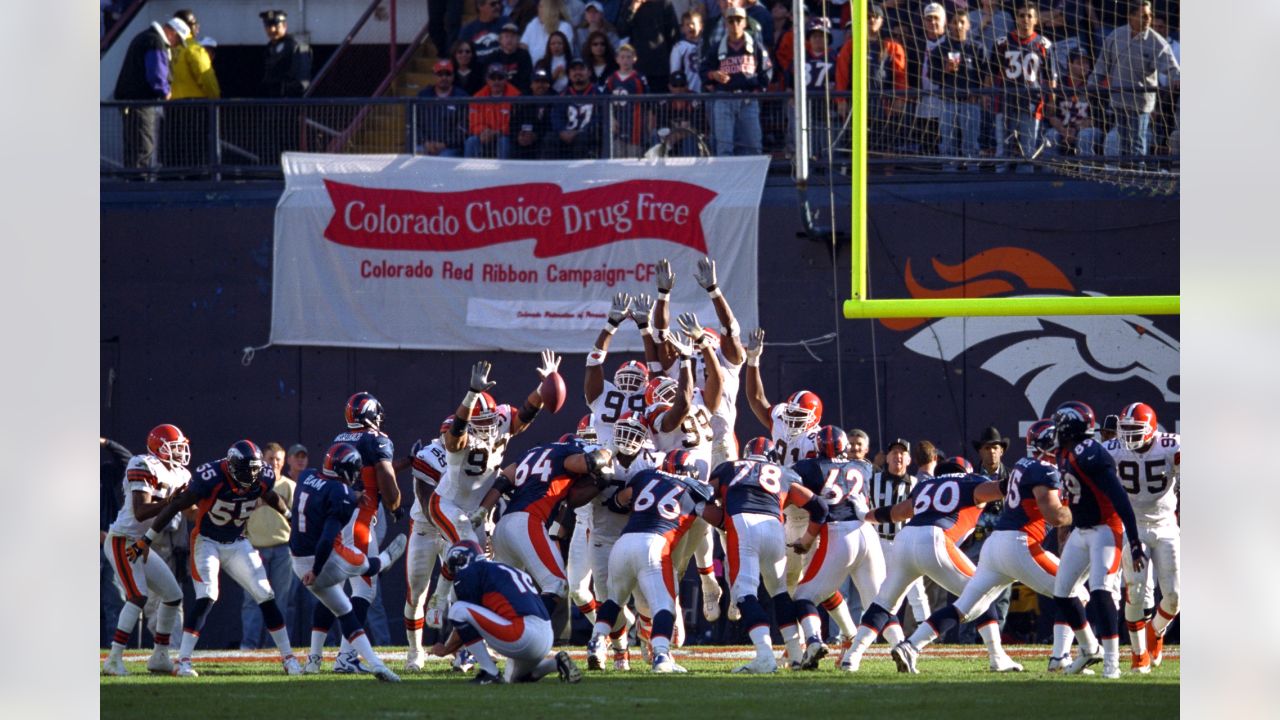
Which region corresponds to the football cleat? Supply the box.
[733,655,779,674]
[1148,624,1164,667]
[612,649,631,672]
[839,646,861,673]
[102,655,129,676]
[556,651,583,683]
[652,653,687,673]
[452,648,476,673]
[1102,661,1122,680]
[701,578,723,623]
[1065,646,1103,675]
[799,640,829,670]
[404,649,425,673]
[586,634,606,671]
[891,642,919,674]
[788,660,802,671]
[334,650,372,674]
[470,669,505,685]
[373,664,402,683]
[835,635,853,670]
[727,601,741,622]
[303,654,323,674]
[282,655,303,676]
[146,647,174,674]
[173,658,199,677]
[988,653,1023,673]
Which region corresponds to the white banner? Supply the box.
[270,154,767,352]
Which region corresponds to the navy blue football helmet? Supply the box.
[1052,400,1097,446]
[322,442,363,485]
[345,392,384,430]
[226,440,264,489]
[444,540,484,579]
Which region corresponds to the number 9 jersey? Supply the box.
[646,388,715,470]
[1103,433,1180,528]
[439,408,513,510]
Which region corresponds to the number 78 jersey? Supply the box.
[1103,433,1180,528]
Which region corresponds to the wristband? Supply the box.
[586,348,606,366]
[462,390,479,409]
[658,287,671,297]
[640,325,652,337]
[723,319,740,337]
[518,401,540,424]
[144,528,159,544]
[746,355,760,368]
[707,286,722,299]
[603,321,619,335]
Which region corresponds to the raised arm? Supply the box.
[585,292,633,404]
[632,293,661,372]
[658,341,696,432]
[693,256,745,366]
[446,361,497,453]
[742,327,772,429]
[509,349,560,436]
[653,258,679,370]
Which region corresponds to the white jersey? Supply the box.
[592,449,663,540]
[1104,432,1180,528]
[409,439,450,525]
[769,403,819,467]
[648,388,716,468]
[439,410,513,509]
[108,454,190,537]
[587,379,648,448]
[665,349,742,443]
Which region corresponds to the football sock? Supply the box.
[1091,589,1120,641]
[338,597,371,656]
[154,600,180,649]
[797,604,822,644]
[977,623,1004,660]
[772,592,801,660]
[576,598,600,625]
[177,597,213,662]
[110,601,144,658]
[908,586,931,623]
[348,629,382,669]
[1152,602,1177,637]
[651,609,675,647]
[310,603,335,657]
[882,622,905,645]
[405,609,425,656]
[1053,596,1097,654]
[1051,623,1074,659]
[827,597,858,638]
[1127,619,1148,662]
[465,640,499,676]
[748,625,773,659]
[1101,635,1120,668]
[910,605,959,651]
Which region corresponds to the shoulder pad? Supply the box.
[681,478,714,503]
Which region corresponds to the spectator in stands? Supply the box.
[523,0,576,63]
[240,443,297,650]
[791,19,838,162]
[169,10,220,101]
[702,0,765,68]
[259,10,311,97]
[911,2,948,157]
[605,44,653,158]
[616,0,681,92]
[652,70,708,156]
[670,10,705,93]
[837,3,907,155]
[100,437,131,647]
[459,0,508,70]
[112,17,190,176]
[428,0,465,61]
[451,39,487,95]
[417,60,470,157]
[968,0,1011,52]
[1090,0,1178,163]
[163,10,220,174]
[535,31,575,92]
[503,0,542,30]
[768,1,793,84]
[494,22,535,92]
[1043,48,1103,157]
[933,8,986,170]
[993,2,1057,173]
[511,68,558,158]
[466,64,521,158]
[743,0,772,49]
[583,30,619,88]
[285,444,308,480]
[552,59,604,157]
[702,7,771,156]
[575,1,621,56]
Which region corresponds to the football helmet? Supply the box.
[614,361,649,395]
[147,423,190,469]
[439,414,457,437]
[935,457,972,476]
[322,442,363,485]
[612,411,649,457]
[1117,402,1158,450]
[645,376,679,407]
[661,448,701,482]
[742,437,777,462]
[443,540,485,580]
[781,391,823,440]
[577,414,598,444]
[701,327,722,350]
[558,433,577,444]
[345,392,384,430]
[468,392,501,447]
[816,426,850,460]
[1025,419,1057,461]
[1052,400,1097,446]
[226,440,264,490]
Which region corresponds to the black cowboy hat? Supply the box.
[971,426,1010,451]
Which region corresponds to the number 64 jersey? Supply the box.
[1104,433,1180,529]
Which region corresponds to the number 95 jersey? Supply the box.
[1104,433,1180,528]
[188,460,272,543]
[646,388,715,467]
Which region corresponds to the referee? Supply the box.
[867,438,930,624]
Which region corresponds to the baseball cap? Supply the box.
[922,2,946,18]
[486,62,509,78]
[166,17,192,41]
[568,57,587,69]
[725,7,747,20]
[531,67,551,82]
[585,0,604,11]
[668,70,688,87]
[260,9,287,24]
[887,438,911,453]
[806,17,831,33]
[434,59,454,73]
[501,22,520,33]
[287,443,308,456]
[1068,47,1091,63]
[869,3,886,18]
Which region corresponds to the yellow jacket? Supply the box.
[170,39,221,99]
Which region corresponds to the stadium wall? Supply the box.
[101,179,1178,647]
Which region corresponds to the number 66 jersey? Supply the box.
[1103,433,1180,529]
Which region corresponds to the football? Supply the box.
[539,371,566,413]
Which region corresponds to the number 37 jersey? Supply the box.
[1104,433,1180,528]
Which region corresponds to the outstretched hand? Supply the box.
[694,256,718,290]
[470,360,496,393]
[537,349,562,378]
[744,327,765,364]
[608,292,633,324]
[656,258,675,293]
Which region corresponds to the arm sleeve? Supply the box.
[144,50,170,96]
[1097,462,1142,546]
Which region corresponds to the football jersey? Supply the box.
[592,448,662,540]
[993,31,1057,117]
[662,350,742,448]
[904,471,989,544]
[504,442,589,521]
[289,469,359,557]
[332,427,395,513]
[188,459,273,543]
[648,388,715,467]
[439,409,513,509]
[453,558,550,621]
[713,458,805,520]
[588,379,648,448]
[994,456,1062,543]
[409,439,449,526]
[604,70,648,145]
[1057,438,1141,540]
[619,468,708,538]
[1053,75,1094,130]
[1104,433,1180,528]
[109,454,191,537]
[769,403,819,467]
[794,457,873,523]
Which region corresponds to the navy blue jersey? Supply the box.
[504,442,588,521]
[1058,438,1141,541]
[712,459,803,519]
[994,457,1062,542]
[904,472,988,543]
[453,558,550,621]
[794,457,872,522]
[289,469,359,557]
[604,70,648,145]
[188,459,272,543]
[332,428,394,512]
[993,31,1057,118]
[620,469,707,538]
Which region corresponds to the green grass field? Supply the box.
[101,646,1179,719]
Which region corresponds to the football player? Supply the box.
[330,392,401,672]
[792,427,890,671]
[431,541,583,684]
[291,443,406,681]
[402,416,453,671]
[891,420,1085,674]
[426,352,560,624]
[587,450,720,673]
[1051,400,1147,679]
[128,441,299,677]
[101,424,192,676]
[840,460,1012,673]
[565,416,607,625]
[708,439,829,674]
[1106,402,1179,672]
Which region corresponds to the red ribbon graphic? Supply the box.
[323,179,717,258]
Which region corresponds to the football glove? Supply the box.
[470,360,496,393]
[656,258,674,293]
[694,256,718,291]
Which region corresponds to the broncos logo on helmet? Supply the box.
[815,426,849,460]
[345,392,384,430]
[661,448,702,482]
[322,442,363,485]
[1052,400,1096,446]
[742,437,777,463]
[443,540,484,580]
[225,440,264,490]
[1025,419,1057,461]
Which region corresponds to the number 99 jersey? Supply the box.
[188,460,272,543]
[1103,433,1180,528]
[589,379,648,448]
[439,409,513,509]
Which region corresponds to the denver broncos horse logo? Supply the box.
[883,248,1179,417]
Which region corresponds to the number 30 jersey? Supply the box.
[439,410,513,509]
[588,379,648,448]
[1103,433,1180,529]
[188,459,273,543]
